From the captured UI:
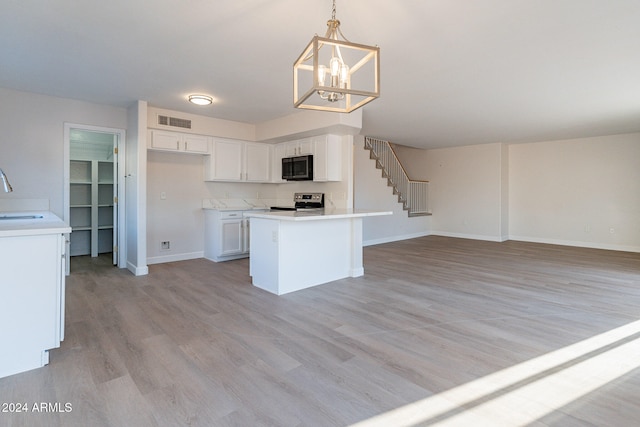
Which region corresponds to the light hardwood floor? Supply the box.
[1,236,639,427]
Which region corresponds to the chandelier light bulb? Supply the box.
[318,65,327,86]
[340,64,349,88]
[330,57,341,77]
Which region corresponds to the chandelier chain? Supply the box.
[331,0,337,21]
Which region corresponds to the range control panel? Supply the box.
[294,193,324,203]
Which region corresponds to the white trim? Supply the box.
[126,261,149,276]
[508,235,640,253]
[430,231,507,242]
[64,123,127,270]
[147,251,204,265]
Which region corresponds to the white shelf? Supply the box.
[69,159,115,257]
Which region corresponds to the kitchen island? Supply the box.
[244,209,391,295]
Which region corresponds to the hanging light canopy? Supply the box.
[293,0,380,113]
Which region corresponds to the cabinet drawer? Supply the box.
[219,211,243,219]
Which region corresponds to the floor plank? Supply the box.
[0,236,639,426]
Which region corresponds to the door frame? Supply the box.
[63,123,127,271]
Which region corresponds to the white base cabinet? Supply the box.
[204,209,265,262]
[0,227,67,378]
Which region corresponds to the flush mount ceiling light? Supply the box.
[188,94,213,106]
[293,0,380,113]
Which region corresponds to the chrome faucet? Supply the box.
[0,168,13,192]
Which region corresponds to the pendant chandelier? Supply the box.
[293,0,380,113]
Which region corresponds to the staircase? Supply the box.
[364,137,430,217]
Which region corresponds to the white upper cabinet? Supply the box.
[272,134,343,183]
[313,134,342,182]
[206,139,244,181]
[148,130,210,154]
[244,142,271,182]
[205,139,271,182]
[283,138,313,156]
[272,143,288,183]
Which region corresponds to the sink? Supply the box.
[0,214,45,220]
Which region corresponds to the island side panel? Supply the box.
[349,217,364,277]
[277,219,351,295]
[249,217,281,295]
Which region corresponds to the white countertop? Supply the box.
[204,206,271,212]
[244,209,392,221]
[0,211,71,237]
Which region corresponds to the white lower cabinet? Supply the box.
[220,216,244,256]
[1,230,67,378]
[204,209,264,262]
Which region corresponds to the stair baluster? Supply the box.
[364,137,430,217]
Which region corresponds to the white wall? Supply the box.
[0,87,128,217]
[145,109,356,264]
[390,144,430,181]
[148,106,255,140]
[353,136,430,245]
[409,133,639,252]
[425,143,507,241]
[509,133,640,251]
[146,151,206,263]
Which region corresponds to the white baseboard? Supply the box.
[508,235,640,253]
[127,261,149,276]
[364,231,431,247]
[147,251,204,265]
[430,231,507,242]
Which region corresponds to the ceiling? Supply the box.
[2,0,639,149]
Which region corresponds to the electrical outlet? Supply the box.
[161,241,170,250]
[609,228,615,234]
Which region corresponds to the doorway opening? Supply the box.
[64,124,126,272]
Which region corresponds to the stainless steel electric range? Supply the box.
[270,192,324,212]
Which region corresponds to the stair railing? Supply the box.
[364,136,430,216]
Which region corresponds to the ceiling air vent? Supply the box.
[157,115,192,129]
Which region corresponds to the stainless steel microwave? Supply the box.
[282,155,313,181]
